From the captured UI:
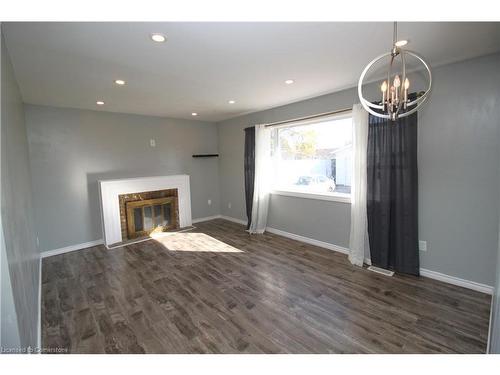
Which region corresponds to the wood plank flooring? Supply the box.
[41,219,491,353]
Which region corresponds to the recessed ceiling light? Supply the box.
[285,79,295,85]
[151,33,167,43]
[114,79,126,85]
[228,100,236,104]
[395,40,408,47]
[96,101,105,106]
[191,112,198,116]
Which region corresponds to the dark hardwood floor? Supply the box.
[42,219,491,353]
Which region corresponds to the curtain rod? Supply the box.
[263,107,352,128]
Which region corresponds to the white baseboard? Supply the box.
[192,215,222,223]
[218,216,494,295]
[419,268,493,295]
[220,215,247,226]
[219,215,349,255]
[41,239,103,258]
[37,256,42,352]
[265,226,350,255]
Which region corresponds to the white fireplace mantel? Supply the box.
[98,175,192,246]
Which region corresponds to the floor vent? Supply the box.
[367,266,394,277]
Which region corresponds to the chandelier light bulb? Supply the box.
[404,78,410,106]
[394,75,401,88]
[381,81,388,109]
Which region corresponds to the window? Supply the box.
[270,112,352,201]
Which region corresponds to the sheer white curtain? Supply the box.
[249,124,272,234]
[348,104,370,266]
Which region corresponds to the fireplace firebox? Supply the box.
[118,188,179,241]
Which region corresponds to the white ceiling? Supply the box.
[3,22,500,122]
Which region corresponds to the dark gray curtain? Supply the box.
[367,112,419,275]
[244,126,255,230]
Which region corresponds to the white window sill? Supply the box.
[270,189,351,204]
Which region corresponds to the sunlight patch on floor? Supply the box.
[152,232,244,252]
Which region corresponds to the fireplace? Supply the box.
[119,189,179,241]
[99,175,192,247]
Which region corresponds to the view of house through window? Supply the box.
[270,113,352,198]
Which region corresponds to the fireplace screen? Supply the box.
[126,196,177,239]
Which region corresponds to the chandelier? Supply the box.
[358,22,432,120]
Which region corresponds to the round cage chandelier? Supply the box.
[358,22,432,121]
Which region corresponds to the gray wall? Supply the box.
[417,53,500,286]
[24,105,221,252]
[217,53,500,286]
[1,30,40,349]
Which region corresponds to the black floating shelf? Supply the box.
[192,154,219,158]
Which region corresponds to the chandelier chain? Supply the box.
[393,22,397,47]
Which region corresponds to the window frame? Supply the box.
[268,110,353,204]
